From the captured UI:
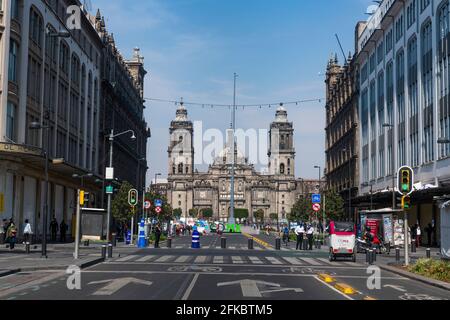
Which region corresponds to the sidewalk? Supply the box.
[0,241,140,276]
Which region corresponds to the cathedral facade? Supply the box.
[167,104,300,222]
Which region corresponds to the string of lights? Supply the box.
[144,97,324,109]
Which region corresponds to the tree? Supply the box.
[144,191,173,222]
[189,208,198,218]
[200,208,213,219]
[173,208,182,219]
[324,190,345,221]
[111,181,135,223]
[269,213,278,222]
[234,208,249,220]
[289,196,313,223]
[254,209,264,223]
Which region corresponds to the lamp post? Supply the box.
[314,165,325,229]
[229,73,238,226]
[29,120,51,258]
[383,123,396,209]
[72,173,93,189]
[105,129,136,241]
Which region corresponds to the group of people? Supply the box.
[286,223,316,250]
[173,224,192,237]
[411,223,435,247]
[49,217,69,243]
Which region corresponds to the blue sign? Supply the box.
[154,199,163,207]
[312,194,321,204]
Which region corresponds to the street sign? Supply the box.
[106,185,114,194]
[312,194,321,204]
[144,200,151,210]
[128,189,138,207]
[155,207,162,214]
[154,199,163,207]
[397,166,414,195]
[312,203,321,212]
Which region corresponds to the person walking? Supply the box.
[306,224,314,250]
[416,224,421,247]
[282,226,290,246]
[23,219,32,244]
[49,217,59,242]
[425,223,434,247]
[295,223,304,250]
[6,220,17,250]
[60,220,68,242]
[154,224,161,248]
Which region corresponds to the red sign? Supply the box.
[155,206,162,214]
[312,203,321,212]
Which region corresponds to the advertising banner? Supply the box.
[382,214,393,244]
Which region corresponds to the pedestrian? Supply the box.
[282,226,290,246]
[154,224,161,248]
[6,220,17,250]
[295,223,304,250]
[306,224,314,250]
[23,219,32,244]
[416,224,421,247]
[425,223,434,247]
[49,216,59,242]
[60,220,68,242]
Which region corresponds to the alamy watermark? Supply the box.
[66,265,81,290]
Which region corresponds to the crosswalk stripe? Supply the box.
[155,255,174,263]
[175,256,190,263]
[283,257,303,265]
[249,256,263,264]
[175,246,183,249]
[266,257,283,265]
[300,258,322,266]
[203,246,210,249]
[232,256,244,264]
[342,262,361,266]
[216,246,221,249]
[229,246,236,249]
[317,258,345,266]
[194,256,207,264]
[135,255,156,262]
[116,255,139,262]
[213,256,224,264]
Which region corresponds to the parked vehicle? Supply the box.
[328,221,356,262]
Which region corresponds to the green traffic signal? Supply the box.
[398,167,413,195]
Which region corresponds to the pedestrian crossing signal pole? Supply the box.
[74,189,81,259]
[398,166,414,267]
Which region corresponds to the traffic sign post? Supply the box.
[155,207,162,214]
[144,201,151,210]
[106,185,114,194]
[312,203,321,212]
[397,166,414,267]
[312,194,321,204]
[154,199,163,208]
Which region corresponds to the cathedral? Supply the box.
[166,103,302,222]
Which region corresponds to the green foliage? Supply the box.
[173,208,182,219]
[289,196,313,223]
[200,208,213,219]
[234,208,249,219]
[269,213,278,221]
[289,190,345,223]
[111,181,135,222]
[189,208,198,217]
[254,209,265,222]
[144,191,173,222]
[324,190,345,221]
[409,259,450,283]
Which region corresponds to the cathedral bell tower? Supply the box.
[268,104,295,176]
[168,102,194,176]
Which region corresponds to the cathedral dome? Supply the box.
[174,103,188,121]
[275,104,288,123]
[214,144,247,165]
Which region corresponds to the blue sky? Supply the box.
[92,0,371,183]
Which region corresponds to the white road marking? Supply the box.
[89,278,153,296]
[249,256,263,264]
[314,276,353,300]
[194,256,207,264]
[266,257,283,265]
[283,257,304,265]
[300,258,322,266]
[116,255,139,262]
[203,246,210,249]
[229,246,236,249]
[232,256,244,264]
[213,256,224,264]
[155,255,174,263]
[135,256,156,262]
[182,273,199,300]
[175,256,190,263]
[317,258,344,266]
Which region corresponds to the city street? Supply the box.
[0,233,448,301]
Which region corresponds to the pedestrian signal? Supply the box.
[402,196,411,210]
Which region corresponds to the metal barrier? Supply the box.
[221,237,227,249]
[101,245,107,259]
[167,237,172,248]
[275,238,281,250]
[107,243,113,258]
[396,247,400,263]
[248,238,254,250]
[426,248,431,259]
[411,240,416,253]
[25,242,30,254]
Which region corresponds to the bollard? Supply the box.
[248,238,254,250]
[368,249,373,265]
[366,249,370,264]
[426,248,431,259]
[112,233,117,247]
[84,239,89,247]
[372,248,377,262]
[275,238,281,250]
[167,237,172,248]
[411,240,416,253]
[318,239,322,250]
[221,237,227,249]
[101,245,107,260]
[25,242,30,254]
[108,243,113,258]
[395,247,400,263]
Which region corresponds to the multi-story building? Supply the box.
[325,54,360,220]
[0,0,149,239]
[355,0,450,246]
[166,104,298,222]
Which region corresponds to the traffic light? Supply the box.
[79,191,90,206]
[128,189,138,207]
[402,195,411,210]
[398,166,413,195]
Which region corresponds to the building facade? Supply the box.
[166,104,300,222]
[325,54,360,220]
[355,0,450,245]
[0,0,148,239]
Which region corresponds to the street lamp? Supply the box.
[29,121,51,258]
[105,129,136,241]
[72,173,93,188]
[383,123,396,210]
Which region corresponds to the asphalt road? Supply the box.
[0,233,449,301]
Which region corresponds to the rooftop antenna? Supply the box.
[335,34,347,63]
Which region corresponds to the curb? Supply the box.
[0,269,21,277]
[379,263,450,292]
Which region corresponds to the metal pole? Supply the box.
[130,207,135,245]
[106,130,113,241]
[42,126,49,258]
[229,73,237,226]
[392,131,396,209]
[404,210,410,266]
[74,189,81,259]
[349,154,352,221]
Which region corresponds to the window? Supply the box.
[59,42,70,75]
[420,0,430,13]
[29,8,44,47]
[396,51,406,166]
[421,21,434,163]
[27,56,41,103]
[377,42,384,64]
[11,0,19,20]
[6,102,17,141]
[386,61,394,174]
[438,4,450,159]
[361,63,368,84]
[361,88,369,182]
[8,40,18,82]
[370,81,376,180]
[396,15,404,42]
[369,53,376,74]
[280,163,285,175]
[178,163,183,174]
[408,37,419,166]
[45,25,58,62]
[407,0,417,29]
[385,29,394,54]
